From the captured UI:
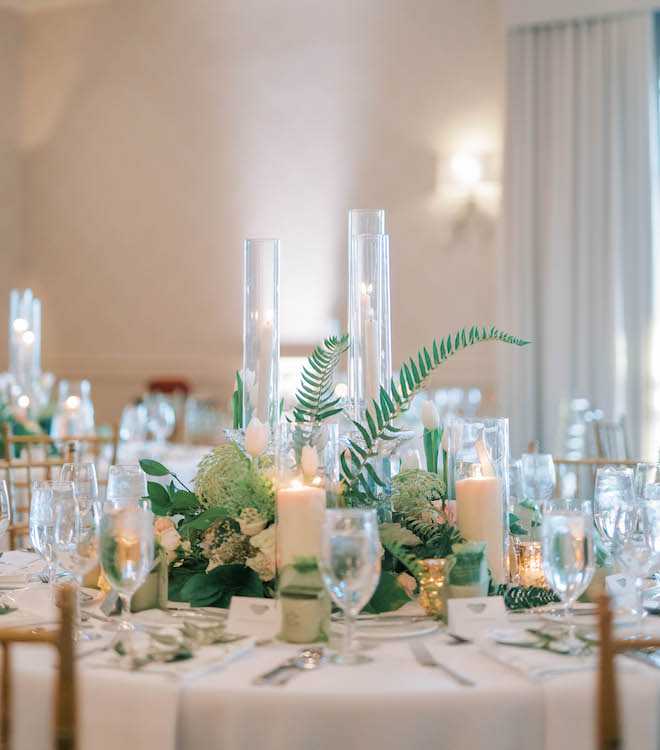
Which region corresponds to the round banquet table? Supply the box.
[0,551,658,750]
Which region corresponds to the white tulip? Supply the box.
[245,416,270,458]
[421,401,440,431]
[301,444,319,476]
[400,450,421,470]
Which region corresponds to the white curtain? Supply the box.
[499,12,659,459]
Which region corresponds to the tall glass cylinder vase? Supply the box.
[8,288,42,415]
[242,239,280,428]
[275,422,338,643]
[347,234,392,420]
[447,417,510,585]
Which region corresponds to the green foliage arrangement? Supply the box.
[292,334,349,422]
[340,327,529,504]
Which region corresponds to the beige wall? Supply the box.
[0,9,23,364]
[15,0,504,424]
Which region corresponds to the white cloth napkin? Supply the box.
[476,634,597,680]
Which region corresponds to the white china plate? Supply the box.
[331,616,439,641]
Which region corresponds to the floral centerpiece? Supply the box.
[140,325,563,613]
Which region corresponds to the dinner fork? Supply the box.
[409,640,474,687]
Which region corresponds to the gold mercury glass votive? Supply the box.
[417,558,453,617]
[513,540,547,588]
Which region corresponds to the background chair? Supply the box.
[597,595,660,750]
[0,584,76,750]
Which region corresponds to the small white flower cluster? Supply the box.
[245,526,276,582]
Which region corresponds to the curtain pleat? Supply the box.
[498,12,658,458]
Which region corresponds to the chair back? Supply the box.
[593,417,629,461]
[57,429,119,492]
[597,595,660,750]
[1,424,73,550]
[552,458,638,499]
[0,584,76,750]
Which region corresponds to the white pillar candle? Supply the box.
[276,483,326,569]
[455,476,506,584]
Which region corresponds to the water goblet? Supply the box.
[105,465,147,508]
[144,395,175,444]
[60,462,99,511]
[0,481,10,539]
[634,463,660,503]
[30,481,75,591]
[594,466,635,553]
[521,453,557,508]
[319,508,381,665]
[53,494,101,640]
[100,506,154,643]
[541,499,595,653]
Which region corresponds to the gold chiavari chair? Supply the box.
[552,458,638,499]
[2,424,74,550]
[0,583,76,750]
[597,595,660,750]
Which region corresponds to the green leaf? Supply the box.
[181,564,265,608]
[147,481,171,515]
[139,459,170,477]
[169,490,201,510]
[178,507,228,533]
[294,334,349,422]
[362,571,411,614]
[365,410,377,439]
[364,461,386,487]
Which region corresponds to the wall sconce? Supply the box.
[440,149,499,250]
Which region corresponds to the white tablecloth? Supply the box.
[0,551,658,750]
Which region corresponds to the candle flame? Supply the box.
[22,330,35,345]
[13,318,28,334]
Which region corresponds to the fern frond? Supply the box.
[294,334,349,422]
[342,326,529,501]
[381,536,423,579]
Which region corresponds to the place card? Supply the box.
[226,596,280,638]
[448,596,507,638]
[605,574,638,610]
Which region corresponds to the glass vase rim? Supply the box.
[348,208,385,215]
[244,237,280,245]
[447,415,509,425]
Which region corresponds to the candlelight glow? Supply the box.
[17,394,30,409]
[22,330,35,345]
[65,395,81,409]
[13,318,28,334]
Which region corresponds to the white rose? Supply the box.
[246,551,276,582]
[245,416,270,458]
[421,401,440,431]
[250,525,275,555]
[158,526,182,564]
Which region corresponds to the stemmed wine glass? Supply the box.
[100,506,154,644]
[319,508,381,665]
[60,462,99,511]
[541,499,595,653]
[30,481,75,592]
[105,465,147,509]
[611,502,659,625]
[521,453,557,510]
[144,395,175,444]
[594,466,635,554]
[52,493,101,640]
[0,481,10,539]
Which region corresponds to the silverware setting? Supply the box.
[409,640,475,687]
[253,647,324,686]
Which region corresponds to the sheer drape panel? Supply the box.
[498,13,658,458]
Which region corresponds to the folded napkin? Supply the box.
[84,615,254,681]
[476,632,597,680]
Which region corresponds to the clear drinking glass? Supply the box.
[521,453,557,506]
[594,466,635,552]
[53,494,101,639]
[119,404,148,442]
[0,481,10,538]
[100,507,154,637]
[319,508,381,665]
[105,465,148,508]
[635,463,660,502]
[50,379,95,439]
[30,481,75,588]
[60,462,99,511]
[542,500,595,652]
[612,502,659,623]
[143,395,175,443]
